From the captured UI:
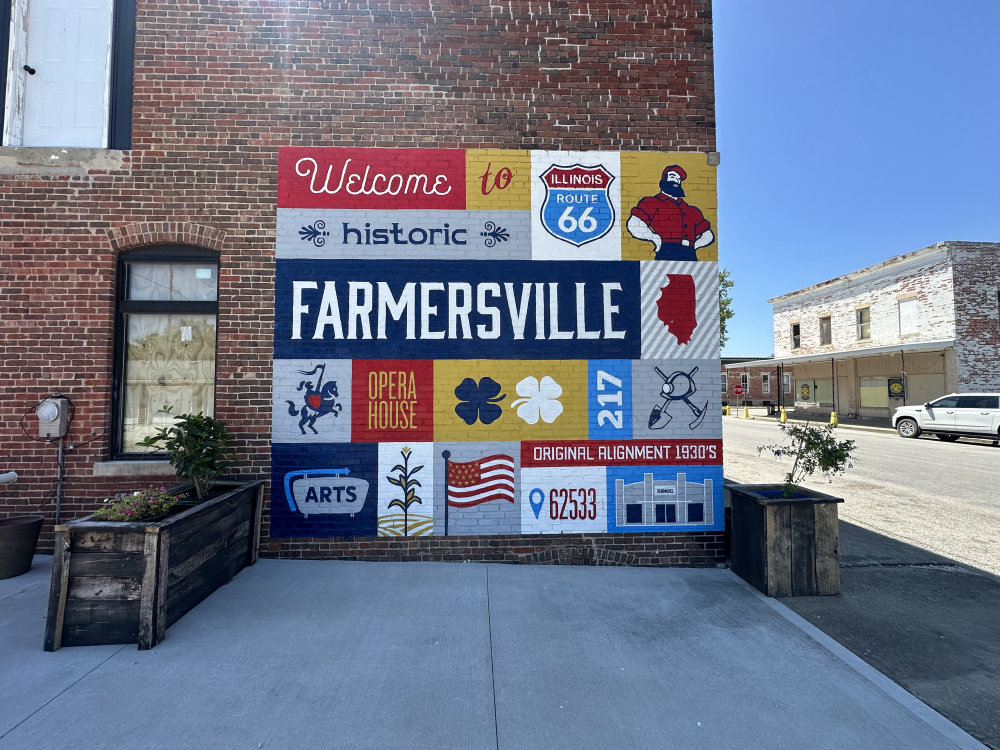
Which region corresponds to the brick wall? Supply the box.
[951,242,1000,391]
[0,0,719,565]
[770,244,956,358]
[722,363,791,405]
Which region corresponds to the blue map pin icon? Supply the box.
[528,488,545,519]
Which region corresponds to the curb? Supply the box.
[725,413,896,435]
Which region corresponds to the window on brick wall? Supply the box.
[1,0,134,148]
[898,297,918,336]
[790,322,801,349]
[721,374,727,394]
[783,373,792,393]
[761,373,770,394]
[740,373,748,392]
[819,316,832,346]
[856,307,871,340]
[112,246,219,457]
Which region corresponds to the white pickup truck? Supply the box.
[892,393,1000,442]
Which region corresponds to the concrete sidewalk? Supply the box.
[726,406,896,434]
[0,557,984,749]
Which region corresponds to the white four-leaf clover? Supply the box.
[510,376,563,424]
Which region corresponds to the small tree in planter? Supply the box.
[757,422,856,497]
[137,408,233,500]
[729,424,858,597]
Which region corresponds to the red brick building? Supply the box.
[1,1,722,564]
[722,358,794,409]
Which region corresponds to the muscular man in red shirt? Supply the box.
[627,165,715,261]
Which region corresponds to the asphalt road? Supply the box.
[722,418,1000,578]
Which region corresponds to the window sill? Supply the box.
[92,460,176,478]
[0,147,125,175]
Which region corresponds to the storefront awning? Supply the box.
[724,340,955,370]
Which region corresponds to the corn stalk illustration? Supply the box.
[386,447,424,537]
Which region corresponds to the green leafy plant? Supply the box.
[137,408,233,500]
[757,423,856,497]
[93,487,184,521]
[386,446,423,537]
[719,268,734,348]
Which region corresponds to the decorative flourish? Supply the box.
[454,377,506,425]
[386,447,425,537]
[299,220,330,247]
[480,221,510,248]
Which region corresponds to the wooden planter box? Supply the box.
[44,480,264,650]
[729,483,843,597]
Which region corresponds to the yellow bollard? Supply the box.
[743,406,750,419]
[779,407,787,424]
[829,411,838,427]
[722,405,729,416]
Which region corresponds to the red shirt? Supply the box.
[631,194,710,243]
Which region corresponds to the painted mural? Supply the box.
[271,148,722,538]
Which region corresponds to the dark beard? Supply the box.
[658,180,685,198]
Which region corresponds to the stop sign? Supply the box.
[733,385,744,395]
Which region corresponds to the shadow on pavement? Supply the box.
[779,521,1000,750]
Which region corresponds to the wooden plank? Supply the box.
[165,540,248,627]
[765,504,793,597]
[790,502,817,596]
[813,503,841,595]
[43,529,72,651]
[137,529,161,650]
[65,576,143,601]
[61,600,141,646]
[155,527,171,646]
[63,551,144,578]
[167,498,250,562]
[169,509,249,569]
[164,482,261,545]
[69,528,146,554]
[248,483,264,566]
[168,518,250,584]
[730,491,766,592]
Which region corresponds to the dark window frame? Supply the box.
[819,315,832,346]
[111,245,219,459]
[0,0,134,148]
[790,322,801,349]
[856,307,871,340]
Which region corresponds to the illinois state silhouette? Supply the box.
[656,274,697,345]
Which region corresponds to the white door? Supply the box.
[10,0,114,147]
[921,396,959,430]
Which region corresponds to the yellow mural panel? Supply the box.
[434,359,589,441]
[465,149,532,210]
[619,153,718,262]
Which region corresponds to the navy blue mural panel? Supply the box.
[270,443,378,538]
[275,259,642,360]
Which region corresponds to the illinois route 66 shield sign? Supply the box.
[539,164,616,247]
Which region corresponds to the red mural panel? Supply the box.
[278,147,467,210]
[351,360,435,442]
[521,439,722,467]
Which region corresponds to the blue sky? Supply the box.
[713,0,1000,356]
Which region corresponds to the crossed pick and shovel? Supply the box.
[648,366,708,430]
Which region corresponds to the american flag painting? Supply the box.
[445,454,516,507]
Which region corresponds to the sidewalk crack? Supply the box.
[487,565,499,750]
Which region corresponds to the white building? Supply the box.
[744,242,999,420]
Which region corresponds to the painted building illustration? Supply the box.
[614,473,714,527]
